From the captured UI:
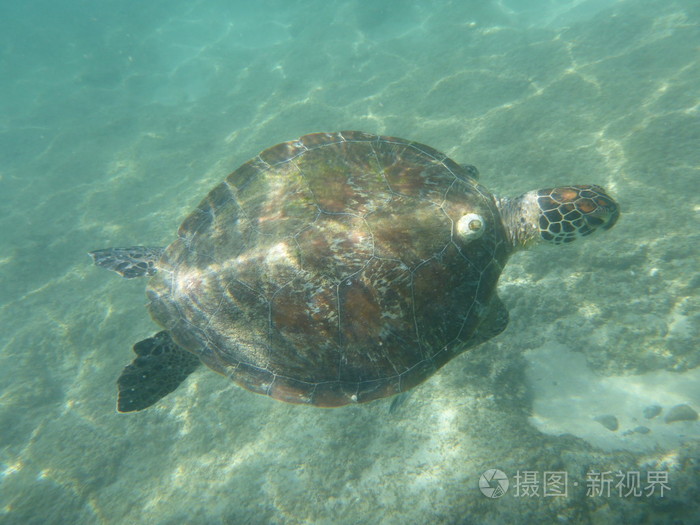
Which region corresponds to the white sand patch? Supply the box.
[526,344,700,452]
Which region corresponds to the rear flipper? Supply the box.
[88,246,165,278]
[117,331,201,412]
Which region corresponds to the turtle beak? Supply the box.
[588,189,620,231]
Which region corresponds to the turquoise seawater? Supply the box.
[1,0,699,523]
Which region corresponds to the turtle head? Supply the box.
[499,185,619,250]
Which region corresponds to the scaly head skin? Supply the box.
[498,185,619,251]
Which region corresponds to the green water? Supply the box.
[1,0,698,523]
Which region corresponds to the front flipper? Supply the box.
[388,391,412,413]
[467,295,509,349]
[117,331,201,412]
[88,246,165,278]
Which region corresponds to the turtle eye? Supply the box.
[456,213,486,241]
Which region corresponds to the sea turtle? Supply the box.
[90,131,619,412]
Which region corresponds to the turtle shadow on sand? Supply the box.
[89,131,619,413]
